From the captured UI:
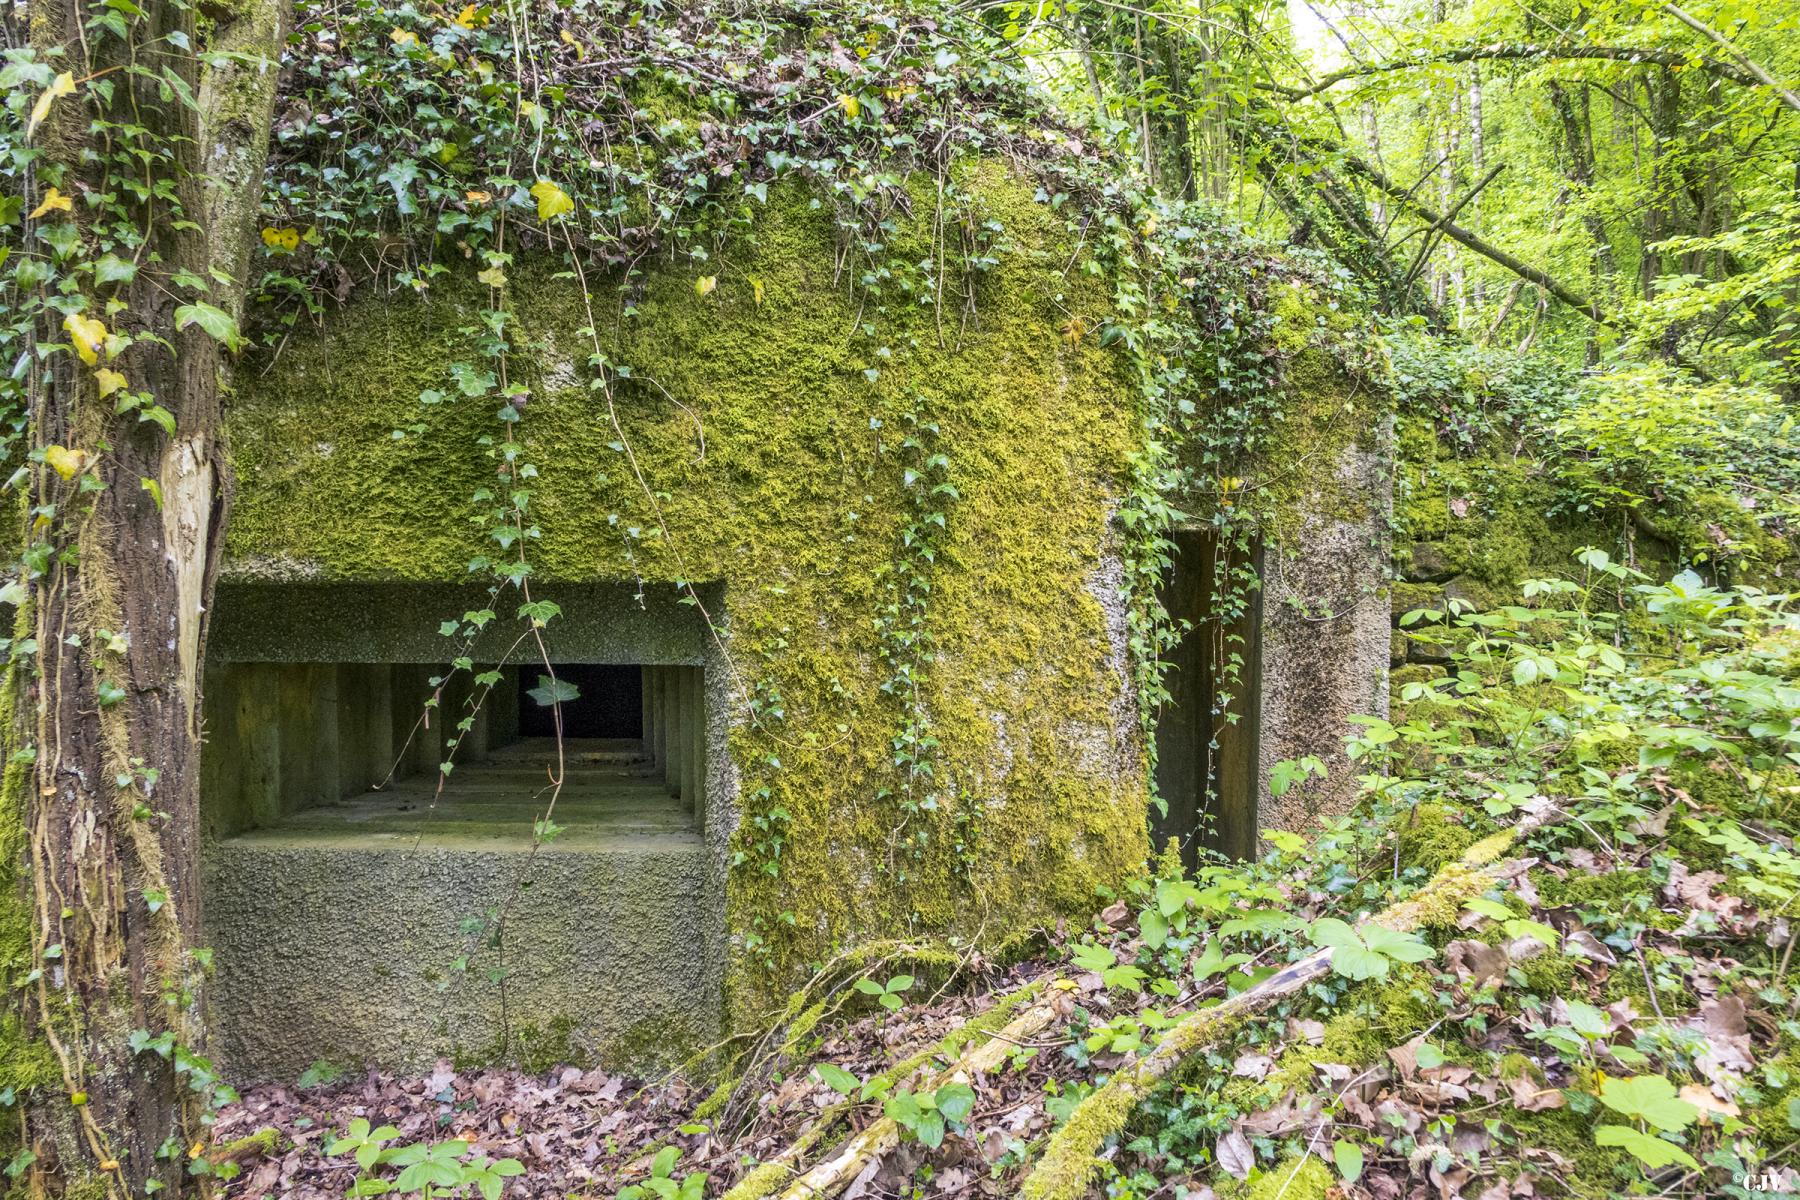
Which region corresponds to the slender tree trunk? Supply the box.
[11,0,284,1192]
[1549,81,1616,361]
[1466,67,1486,312]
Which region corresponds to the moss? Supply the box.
[0,593,60,1138]
[512,1014,581,1073]
[1213,1156,1334,1200]
[720,1160,792,1200]
[1501,1106,1635,1199]
[224,165,1149,1024]
[1228,284,1381,545]
[210,1127,279,1163]
[1397,803,1482,872]
[1390,415,1678,621]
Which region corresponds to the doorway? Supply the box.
[1151,529,1263,866]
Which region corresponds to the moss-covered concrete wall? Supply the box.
[218,165,1149,1022]
[1388,415,1681,687]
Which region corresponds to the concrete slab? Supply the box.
[203,739,720,1081]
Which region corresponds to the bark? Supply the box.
[1550,81,1617,362]
[1467,68,1486,310]
[1328,140,1616,326]
[14,0,285,1191]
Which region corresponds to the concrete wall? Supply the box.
[1256,426,1394,835]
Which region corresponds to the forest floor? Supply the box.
[214,581,1800,1200]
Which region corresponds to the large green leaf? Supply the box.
[1595,1124,1699,1171]
[1599,1075,1699,1132]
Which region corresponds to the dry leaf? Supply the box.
[1216,1130,1254,1181]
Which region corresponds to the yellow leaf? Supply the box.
[750,277,765,306]
[1678,1083,1739,1124]
[476,265,507,288]
[27,72,76,139]
[529,180,573,221]
[694,275,717,297]
[28,188,73,220]
[390,28,418,45]
[837,93,860,119]
[95,369,127,397]
[140,477,163,510]
[43,445,87,481]
[62,313,107,367]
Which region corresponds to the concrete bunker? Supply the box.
[199,583,728,1080]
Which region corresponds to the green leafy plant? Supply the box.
[1309,918,1435,981]
[1593,1074,1701,1172]
[883,1081,976,1149]
[854,973,915,1013]
[617,1146,706,1200]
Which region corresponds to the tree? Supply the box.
[2,0,286,1190]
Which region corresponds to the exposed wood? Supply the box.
[766,996,1062,1200]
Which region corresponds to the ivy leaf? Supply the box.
[27,71,76,139]
[530,180,573,220]
[933,1081,975,1124]
[43,445,89,481]
[28,187,73,220]
[174,303,241,350]
[62,313,108,366]
[526,675,581,707]
[93,254,137,285]
[1332,1139,1364,1183]
[1594,1124,1699,1171]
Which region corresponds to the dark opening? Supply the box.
[1150,530,1264,867]
[518,664,645,739]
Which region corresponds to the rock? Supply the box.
[1403,542,1457,583]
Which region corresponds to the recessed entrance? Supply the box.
[1150,529,1264,866]
[198,582,725,1079]
[200,661,705,840]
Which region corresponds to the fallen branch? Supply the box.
[1659,4,1800,115]
[1017,807,1563,1200]
[1265,41,1768,100]
[723,979,1062,1200]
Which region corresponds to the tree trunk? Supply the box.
[10,0,284,1192]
